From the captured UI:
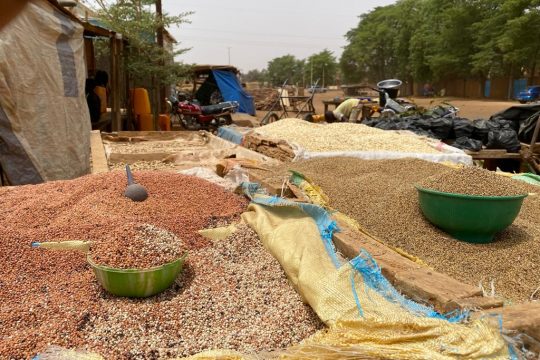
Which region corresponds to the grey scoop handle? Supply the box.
[126,164,135,185]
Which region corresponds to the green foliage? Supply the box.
[266,55,304,86]
[305,49,338,87]
[242,69,267,83]
[262,50,338,87]
[341,0,540,84]
[94,0,192,86]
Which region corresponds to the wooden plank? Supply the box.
[444,296,504,312]
[332,220,484,313]
[472,303,540,353]
[467,149,522,160]
[248,171,292,197]
[90,130,109,174]
[108,153,171,163]
[113,130,204,140]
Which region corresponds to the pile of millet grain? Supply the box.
[418,166,530,196]
[252,158,540,302]
[0,171,322,358]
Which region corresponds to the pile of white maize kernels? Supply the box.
[255,118,440,153]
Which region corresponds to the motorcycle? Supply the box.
[167,92,239,131]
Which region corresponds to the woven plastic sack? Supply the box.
[512,173,540,186]
[239,198,510,359]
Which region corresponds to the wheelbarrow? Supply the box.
[260,79,318,125]
[32,240,187,298]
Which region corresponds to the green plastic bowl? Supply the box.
[87,253,187,298]
[415,186,527,243]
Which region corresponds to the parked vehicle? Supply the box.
[307,85,327,93]
[516,85,540,103]
[167,91,238,131]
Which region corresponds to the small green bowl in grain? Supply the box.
[415,186,528,244]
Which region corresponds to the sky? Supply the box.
[162,0,396,73]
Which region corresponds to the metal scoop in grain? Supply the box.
[124,164,148,202]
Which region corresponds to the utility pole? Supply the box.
[156,0,166,115]
[227,47,231,65]
[310,61,313,87]
[322,63,326,89]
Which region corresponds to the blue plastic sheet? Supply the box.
[217,126,244,145]
[212,70,255,115]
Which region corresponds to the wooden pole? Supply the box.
[155,0,166,114]
[530,115,540,149]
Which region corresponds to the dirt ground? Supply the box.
[307,90,517,120]
[253,89,518,124]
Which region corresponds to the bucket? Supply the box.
[158,114,171,131]
[138,113,154,131]
[132,88,151,115]
[377,79,402,107]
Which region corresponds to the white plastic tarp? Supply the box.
[290,134,473,165]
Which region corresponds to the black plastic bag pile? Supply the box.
[363,116,437,138]
[490,104,540,143]
[470,118,521,152]
[453,137,483,152]
[361,115,522,152]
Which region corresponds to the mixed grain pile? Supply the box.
[84,224,323,358]
[91,224,184,269]
[419,166,530,196]
[253,158,540,302]
[0,172,322,358]
[254,118,440,154]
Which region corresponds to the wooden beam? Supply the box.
[472,303,540,353]
[110,36,122,131]
[90,131,109,174]
[108,153,171,163]
[467,149,522,160]
[331,220,498,313]
[247,171,292,197]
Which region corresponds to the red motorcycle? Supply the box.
[167,92,238,131]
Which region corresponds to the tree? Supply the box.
[470,0,508,78]
[266,55,304,86]
[242,69,267,83]
[340,2,419,84]
[498,0,540,85]
[409,0,481,81]
[305,49,338,87]
[341,0,540,90]
[93,0,192,86]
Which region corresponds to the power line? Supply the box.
[178,35,342,49]
[177,26,344,41]
[171,2,359,18]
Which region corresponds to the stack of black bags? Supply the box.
[362,112,526,153]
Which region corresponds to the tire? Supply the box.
[302,113,314,122]
[170,113,185,130]
[519,100,527,104]
[261,112,280,125]
[217,115,232,126]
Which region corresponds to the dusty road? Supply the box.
[308,90,517,120]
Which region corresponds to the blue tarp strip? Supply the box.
[212,70,255,115]
[217,126,244,145]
